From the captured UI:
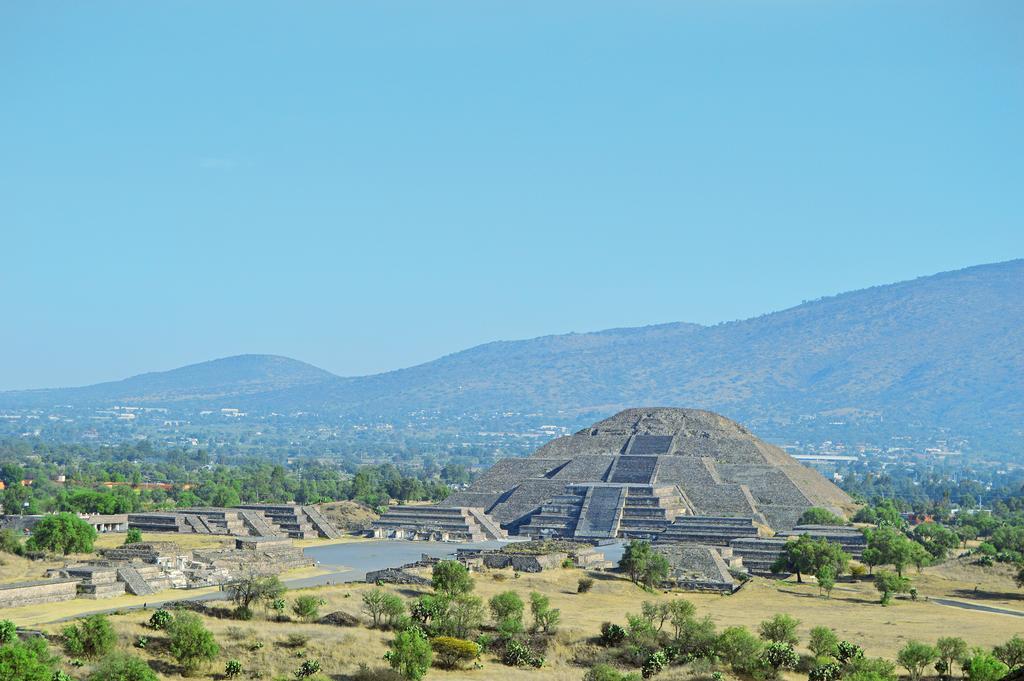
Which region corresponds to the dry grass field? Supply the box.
[24,558,1024,681]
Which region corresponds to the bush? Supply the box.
[809,626,839,658]
[529,591,560,633]
[25,513,96,555]
[386,627,433,681]
[86,653,157,681]
[850,564,868,578]
[284,633,310,648]
[758,614,800,646]
[760,642,799,678]
[0,637,56,681]
[578,577,595,593]
[430,636,480,669]
[620,540,670,589]
[897,641,938,681]
[63,614,115,658]
[489,591,525,626]
[600,622,626,647]
[836,641,864,664]
[716,626,762,673]
[964,651,1010,681]
[124,528,143,545]
[0,619,16,645]
[799,507,846,526]
[0,529,23,556]
[810,661,844,681]
[585,664,643,681]
[994,636,1024,670]
[295,658,322,678]
[148,609,172,630]
[225,659,243,678]
[291,595,325,622]
[641,650,668,678]
[503,639,544,668]
[167,611,219,675]
[432,560,474,597]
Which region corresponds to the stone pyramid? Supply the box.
[442,408,856,536]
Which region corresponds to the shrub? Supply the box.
[62,614,115,658]
[489,591,525,626]
[295,658,322,678]
[810,661,844,681]
[442,595,485,639]
[584,663,642,681]
[134,635,148,649]
[760,642,799,679]
[124,528,143,545]
[167,611,219,675]
[0,637,56,681]
[562,557,575,568]
[964,651,1010,681]
[284,633,309,648]
[503,639,543,668]
[798,507,846,526]
[620,540,670,589]
[808,626,839,658]
[850,563,868,578]
[836,641,864,665]
[578,577,595,593]
[0,619,16,645]
[86,652,157,681]
[430,636,480,669]
[716,626,762,673]
[641,650,668,678]
[291,595,325,622]
[386,627,433,680]
[431,560,474,597]
[600,622,626,647]
[225,659,243,678]
[529,591,560,633]
[148,609,172,630]
[897,641,938,681]
[758,614,800,646]
[873,571,911,605]
[0,529,24,556]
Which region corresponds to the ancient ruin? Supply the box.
[128,503,341,539]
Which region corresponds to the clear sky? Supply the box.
[1,1,1022,390]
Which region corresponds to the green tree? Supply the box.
[620,540,670,589]
[809,626,839,658]
[0,529,24,556]
[758,614,800,646]
[667,599,696,640]
[897,641,938,681]
[816,565,836,598]
[123,527,143,545]
[363,589,393,628]
[936,637,968,679]
[386,627,433,681]
[26,513,96,555]
[227,572,285,619]
[772,535,849,583]
[431,560,474,598]
[529,591,560,633]
[0,637,55,681]
[874,570,911,605]
[799,507,846,526]
[994,636,1024,670]
[167,611,219,675]
[865,527,914,577]
[62,614,115,658]
[87,653,158,681]
[443,595,484,639]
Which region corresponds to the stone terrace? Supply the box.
[370,506,506,541]
[657,515,763,545]
[778,524,867,559]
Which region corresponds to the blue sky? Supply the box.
[1,1,1021,390]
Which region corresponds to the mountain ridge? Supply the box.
[2,259,1021,450]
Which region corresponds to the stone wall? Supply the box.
[0,579,79,608]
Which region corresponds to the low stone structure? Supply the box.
[778,524,866,559]
[63,565,126,599]
[364,567,432,586]
[369,506,506,541]
[127,504,341,540]
[0,578,78,608]
[655,543,742,593]
[657,515,764,545]
[190,536,313,578]
[729,536,790,574]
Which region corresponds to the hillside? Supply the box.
[1,260,1021,449]
[0,354,336,408]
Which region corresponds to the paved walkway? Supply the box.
[931,597,1024,617]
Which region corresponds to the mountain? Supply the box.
[2,260,1022,449]
[0,355,336,408]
